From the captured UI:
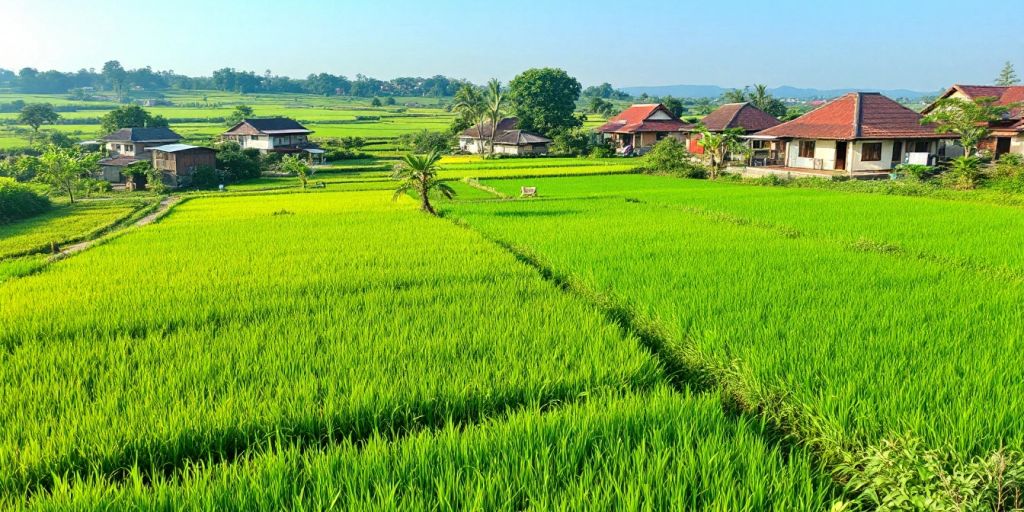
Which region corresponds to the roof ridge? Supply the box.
[853,92,864,138]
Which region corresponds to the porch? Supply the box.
[740,165,891,180]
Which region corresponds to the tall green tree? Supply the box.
[17,103,60,144]
[995,61,1020,86]
[661,96,684,117]
[226,105,254,126]
[452,84,486,149]
[100,105,164,133]
[746,84,787,118]
[101,60,128,102]
[921,97,1016,156]
[35,145,101,203]
[392,151,454,215]
[721,87,749,104]
[508,68,582,136]
[483,79,506,154]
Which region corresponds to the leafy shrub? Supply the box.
[893,163,936,181]
[397,130,453,154]
[0,177,50,224]
[190,165,223,189]
[643,138,707,178]
[549,129,593,157]
[941,156,983,190]
[216,143,261,182]
[987,153,1024,193]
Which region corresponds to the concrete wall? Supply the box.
[787,139,838,170]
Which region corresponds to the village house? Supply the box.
[595,104,690,155]
[922,85,1024,157]
[222,117,324,162]
[97,127,182,183]
[150,144,217,188]
[750,92,957,176]
[684,102,781,162]
[458,117,552,156]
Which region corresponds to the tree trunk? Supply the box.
[67,182,75,204]
[420,178,434,215]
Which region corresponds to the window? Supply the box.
[914,141,930,152]
[891,141,903,163]
[862,143,882,162]
[798,140,815,158]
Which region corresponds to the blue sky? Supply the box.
[1,0,1020,91]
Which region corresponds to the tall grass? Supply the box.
[0,190,666,502]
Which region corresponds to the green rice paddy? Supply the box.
[2,161,1022,509]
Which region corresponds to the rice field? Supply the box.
[0,199,149,259]
[4,168,1023,508]
[445,174,1024,460]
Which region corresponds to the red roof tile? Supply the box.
[757,93,951,140]
[925,85,1024,119]
[699,102,780,132]
[596,103,691,133]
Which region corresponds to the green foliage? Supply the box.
[16,103,59,142]
[33,145,101,203]
[99,105,165,134]
[892,163,936,181]
[995,61,1020,86]
[696,126,748,178]
[189,165,222,189]
[643,137,706,177]
[987,153,1024,192]
[549,128,594,157]
[215,142,261,182]
[661,96,684,117]
[508,67,582,136]
[921,97,1014,156]
[942,156,983,190]
[0,199,144,259]
[277,154,313,188]
[370,97,382,107]
[225,104,253,126]
[0,155,43,181]
[0,177,50,224]
[397,130,453,154]
[384,96,396,106]
[392,151,453,214]
[587,96,614,116]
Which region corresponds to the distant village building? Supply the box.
[595,104,690,155]
[98,127,182,183]
[221,117,323,162]
[922,85,1024,157]
[150,144,217,188]
[458,117,552,156]
[684,102,781,157]
[752,92,957,175]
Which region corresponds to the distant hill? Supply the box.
[619,84,940,100]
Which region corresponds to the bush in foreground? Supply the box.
[643,138,707,178]
[0,177,50,224]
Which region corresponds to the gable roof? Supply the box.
[493,129,552,145]
[756,92,952,140]
[595,104,692,133]
[460,117,519,138]
[102,127,182,142]
[223,117,312,135]
[700,102,780,132]
[923,84,1024,121]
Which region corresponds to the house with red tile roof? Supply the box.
[922,85,1024,157]
[754,92,957,174]
[595,104,691,154]
[684,102,781,156]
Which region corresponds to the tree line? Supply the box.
[0,61,473,98]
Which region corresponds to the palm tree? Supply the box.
[392,151,455,215]
[453,85,486,153]
[696,126,748,179]
[749,84,771,109]
[483,79,506,155]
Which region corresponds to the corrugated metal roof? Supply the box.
[151,143,213,153]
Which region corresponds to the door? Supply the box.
[996,137,1012,158]
[835,141,848,170]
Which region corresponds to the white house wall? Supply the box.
[787,139,837,170]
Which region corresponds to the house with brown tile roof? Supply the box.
[922,85,1024,157]
[458,117,552,155]
[684,102,781,156]
[754,92,957,174]
[595,104,692,154]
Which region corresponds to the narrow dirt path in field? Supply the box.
[50,195,180,261]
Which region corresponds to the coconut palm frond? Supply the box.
[436,182,457,199]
